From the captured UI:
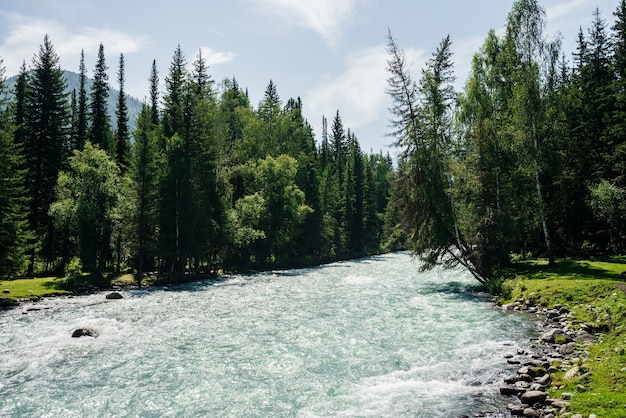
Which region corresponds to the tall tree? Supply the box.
[76,49,89,150]
[149,59,160,126]
[162,45,187,139]
[505,0,555,266]
[131,105,163,276]
[456,30,512,277]
[24,35,70,273]
[612,0,626,187]
[115,53,130,169]
[387,33,484,280]
[90,43,113,154]
[0,59,31,278]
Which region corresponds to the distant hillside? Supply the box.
[3,70,142,132]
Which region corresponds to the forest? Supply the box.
[0,38,396,279]
[0,0,625,284]
[387,0,626,283]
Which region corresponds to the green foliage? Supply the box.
[49,143,124,272]
[1,36,394,277]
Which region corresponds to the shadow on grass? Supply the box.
[513,259,624,281]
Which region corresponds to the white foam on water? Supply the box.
[0,253,538,417]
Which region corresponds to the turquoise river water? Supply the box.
[0,252,538,417]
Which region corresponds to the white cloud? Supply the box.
[248,0,362,48]
[452,35,489,89]
[304,44,426,136]
[0,12,148,76]
[196,46,235,67]
[546,0,591,21]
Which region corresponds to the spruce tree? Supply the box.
[115,53,130,169]
[611,1,626,188]
[76,49,89,150]
[131,106,163,276]
[0,60,31,278]
[24,35,70,272]
[90,43,113,154]
[162,45,187,139]
[149,59,160,126]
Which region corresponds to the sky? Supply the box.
[0,0,620,154]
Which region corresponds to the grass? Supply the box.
[499,257,626,417]
[0,276,70,301]
[0,272,143,302]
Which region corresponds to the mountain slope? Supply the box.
[3,70,142,133]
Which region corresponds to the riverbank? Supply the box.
[495,257,626,418]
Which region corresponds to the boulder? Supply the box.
[71,327,97,338]
[535,374,551,386]
[522,408,541,417]
[564,366,580,380]
[551,399,570,409]
[500,386,520,396]
[575,330,594,343]
[540,328,570,344]
[559,342,577,355]
[520,390,548,405]
[2,289,10,294]
[507,403,526,416]
[105,292,123,300]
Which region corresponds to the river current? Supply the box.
[0,252,537,417]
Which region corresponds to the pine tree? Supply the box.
[387,33,484,280]
[131,105,163,276]
[76,49,89,150]
[162,45,187,139]
[149,59,160,126]
[0,60,31,278]
[12,62,28,151]
[90,43,113,154]
[611,0,626,188]
[115,53,130,169]
[24,35,70,273]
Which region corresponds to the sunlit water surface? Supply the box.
[0,252,537,417]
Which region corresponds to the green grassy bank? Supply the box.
[499,257,626,417]
[0,273,139,303]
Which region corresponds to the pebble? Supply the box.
[497,302,599,417]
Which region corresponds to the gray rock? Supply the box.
[520,390,548,405]
[546,310,560,321]
[559,342,577,355]
[540,328,570,344]
[71,327,97,338]
[523,408,541,417]
[105,292,123,300]
[561,392,574,400]
[575,330,594,343]
[507,403,526,416]
[535,374,551,385]
[551,399,570,409]
[500,386,520,396]
[2,289,10,294]
[504,375,519,384]
[564,366,580,380]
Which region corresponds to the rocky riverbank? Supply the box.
[496,299,599,418]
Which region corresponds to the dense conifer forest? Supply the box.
[0,37,396,279]
[0,0,625,283]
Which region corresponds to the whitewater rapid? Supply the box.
[0,252,537,417]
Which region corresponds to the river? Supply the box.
[0,252,537,417]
